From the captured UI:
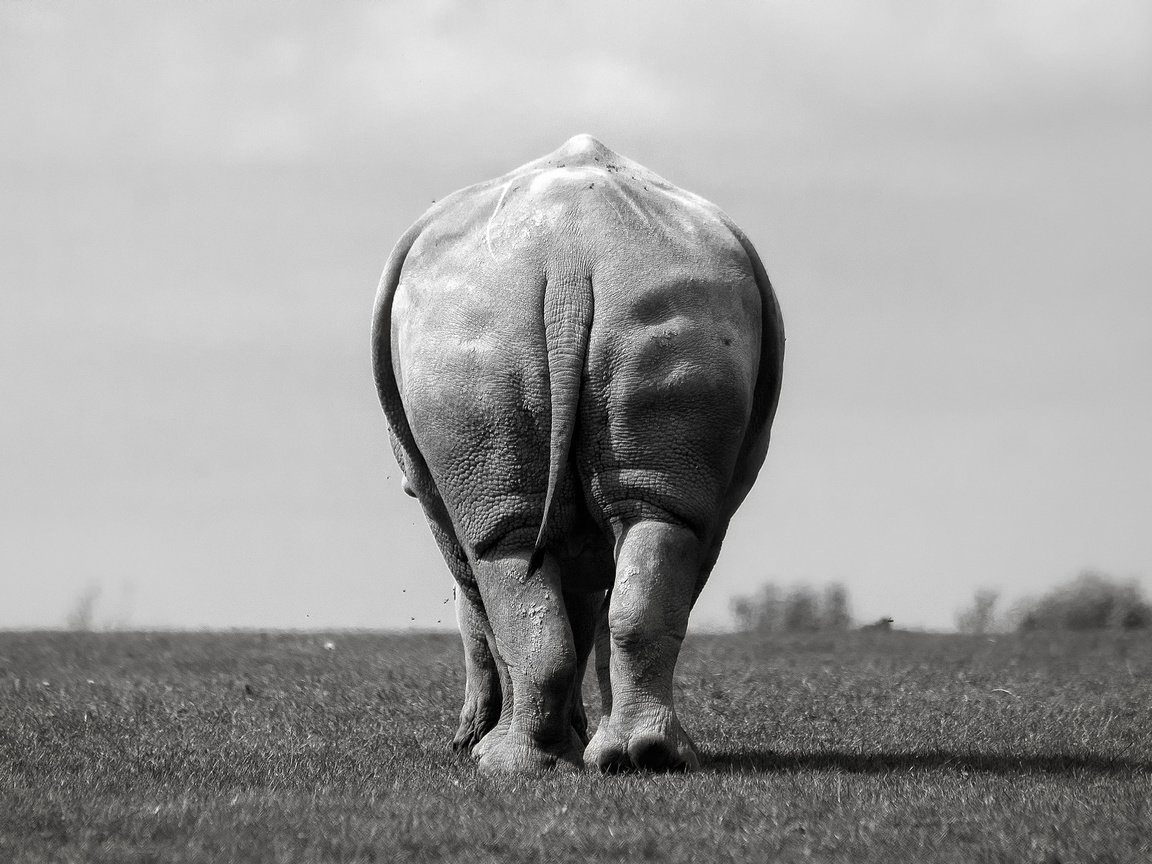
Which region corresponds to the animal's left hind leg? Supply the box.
[471,550,585,773]
[474,587,597,760]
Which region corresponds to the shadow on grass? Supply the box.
[705,749,1152,776]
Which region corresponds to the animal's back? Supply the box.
[383,134,781,563]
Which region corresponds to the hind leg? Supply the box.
[584,519,702,772]
[473,586,599,760]
[470,550,585,773]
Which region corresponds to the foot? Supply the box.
[452,696,499,755]
[470,711,511,761]
[584,708,698,772]
[476,728,585,773]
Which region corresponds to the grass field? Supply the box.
[2,629,1150,862]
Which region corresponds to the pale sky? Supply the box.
[2,1,1150,631]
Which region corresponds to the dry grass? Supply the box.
[2,629,1150,862]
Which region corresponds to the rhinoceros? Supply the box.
[372,134,784,772]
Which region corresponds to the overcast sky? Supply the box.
[2,1,1150,631]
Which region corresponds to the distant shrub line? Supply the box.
[730,582,853,633]
[956,571,1151,633]
[730,571,1150,634]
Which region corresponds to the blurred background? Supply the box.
[2,1,1149,631]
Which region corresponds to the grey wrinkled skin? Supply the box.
[372,135,784,773]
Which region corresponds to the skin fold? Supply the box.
[372,134,784,773]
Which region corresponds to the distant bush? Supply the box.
[1015,572,1151,632]
[66,582,101,631]
[955,589,1001,634]
[731,582,853,633]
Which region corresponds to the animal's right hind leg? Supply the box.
[584,519,702,772]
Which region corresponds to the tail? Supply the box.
[527,274,594,576]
